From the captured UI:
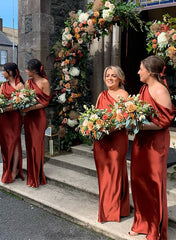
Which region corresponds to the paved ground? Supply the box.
[0,189,111,240]
[0,143,110,240]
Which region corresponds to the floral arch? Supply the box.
[52,0,143,150]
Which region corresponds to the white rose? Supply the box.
[67,119,78,127]
[62,41,68,47]
[109,4,115,10]
[139,115,146,121]
[79,12,89,23]
[116,109,122,114]
[90,114,98,120]
[65,74,70,81]
[125,101,133,107]
[62,68,68,74]
[83,119,88,127]
[57,93,66,104]
[105,1,111,8]
[157,32,168,49]
[78,38,83,44]
[69,67,80,77]
[102,9,114,22]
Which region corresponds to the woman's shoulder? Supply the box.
[117,88,129,99]
[16,82,24,90]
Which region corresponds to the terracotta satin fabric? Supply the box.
[0,82,24,183]
[131,84,175,240]
[24,79,50,188]
[94,90,130,222]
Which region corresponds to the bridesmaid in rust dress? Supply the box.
[94,66,130,223]
[0,63,24,183]
[129,56,175,240]
[22,59,50,188]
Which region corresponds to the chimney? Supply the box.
[0,18,2,32]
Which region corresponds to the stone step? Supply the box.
[0,164,176,240]
[22,150,176,225]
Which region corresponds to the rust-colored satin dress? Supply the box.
[131,84,175,240]
[24,79,50,188]
[0,82,24,183]
[94,90,130,222]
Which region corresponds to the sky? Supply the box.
[0,0,18,29]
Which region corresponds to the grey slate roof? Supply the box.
[0,31,13,46]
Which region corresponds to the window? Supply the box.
[133,0,176,9]
[1,50,7,64]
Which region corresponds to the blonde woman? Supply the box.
[94,66,130,222]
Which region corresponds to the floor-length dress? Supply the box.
[24,79,50,188]
[94,90,130,222]
[131,84,175,240]
[0,82,24,183]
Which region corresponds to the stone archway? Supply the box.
[18,0,121,101]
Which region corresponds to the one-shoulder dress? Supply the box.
[131,84,175,240]
[24,79,50,188]
[0,82,24,183]
[94,90,130,222]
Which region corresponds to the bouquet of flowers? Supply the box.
[78,105,117,140]
[146,14,176,68]
[112,94,157,135]
[0,94,9,113]
[10,87,38,110]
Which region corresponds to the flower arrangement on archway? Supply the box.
[52,0,143,150]
[146,14,176,68]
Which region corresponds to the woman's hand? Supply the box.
[5,104,13,112]
[21,105,37,113]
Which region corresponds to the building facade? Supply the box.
[0,19,18,82]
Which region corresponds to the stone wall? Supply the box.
[18,0,121,102]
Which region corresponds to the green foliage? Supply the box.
[52,0,143,151]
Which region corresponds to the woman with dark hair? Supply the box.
[94,66,130,223]
[0,62,24,183]
[22,59,50,188]
[129,56,175,240]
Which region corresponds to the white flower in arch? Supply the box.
[79,12,89,23]
[69,67,80,77]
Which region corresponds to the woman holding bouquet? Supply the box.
[130,56,175,240]
[0,62,24,183]
[94,66,130,222]
[22,59,50,188]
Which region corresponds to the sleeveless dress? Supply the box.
[24,79,50,188]
[131,84,175,240]
[0,82,24,183]
[94,90,130,222]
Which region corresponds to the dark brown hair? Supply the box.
[142,55,166,85]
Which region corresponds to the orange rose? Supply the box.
[96,119,104,126]
[116,113,124,123]
[86,129,90,136]
[87,122,94,130]
[123,111,129,119]
[65,83,70,89]
[15,97,21,103]
[81,126,85,134]
[152,44,157,49]
[152,39,157,43]
[93,11,99,18]
[68,96,74,102]
[98,18,105,26]
[75,33,80,39]
[126,104,137,113]
[25,91,29,96]
[65,51,70,56]
[91,17,97,24]
[102,114,108,120]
